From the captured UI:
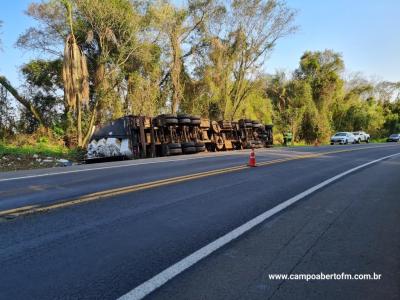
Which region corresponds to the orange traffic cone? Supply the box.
[248,147,256,167]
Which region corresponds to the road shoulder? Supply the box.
[149,156,400,300]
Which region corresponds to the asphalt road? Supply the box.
[0,143,399,300]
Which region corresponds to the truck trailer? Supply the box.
[86,114,273,161]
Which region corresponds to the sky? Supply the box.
[0,0,399,88]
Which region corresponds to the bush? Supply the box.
[274,132,284,145]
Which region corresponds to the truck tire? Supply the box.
[169,148,183,155]
[168,143,181,149]
[177,113,191,119]
[161,144,170,156]
[182,147,196,154]
[178,118,191,125]
[162,114,177,119]
[190,118,201,125]
[194,142,205,152]
[164,118,178,125]
[195,142,205,147]
[182,142,195,148]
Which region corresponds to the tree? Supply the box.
[0,84,16,139]
[198,0,296,120]
[18,0,156,145]
[61,0,90,147]
[16,1,69,56]
[0,76,47,128]
[20,59,64,133]
[381,98,400,135]
[293,50,345,141]
[374,81,400,103]
[266,73,313,144]
[149,0,220,114]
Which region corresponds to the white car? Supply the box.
[330,132,356,145]
[352,131,370,143]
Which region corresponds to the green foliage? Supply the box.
[267,50,400,144]
[2,1,400,150]
[0,141,69,158]
[21,59,63,90]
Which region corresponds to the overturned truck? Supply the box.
[86,114,273,161]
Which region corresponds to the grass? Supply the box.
[0,142,81,161]
[0,141,85,172]
[370,138,387,143]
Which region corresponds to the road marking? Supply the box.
[0,145,399,218]
[0,144,396,183]
[0,150,260,183]
[118,151,400,300]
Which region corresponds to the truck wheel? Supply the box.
[168,143,181,149]
[190,119,201,125]
[366,139,369,143]
[177,113,191,119]
[178,118,191,125]
[194,142,206,152]
[169,148,183,155]
[162,114,177,119]
[182,147,196,154]
[161,144,170,156]
[164,118,178,125]
[196,146,206,152]
[182,142,195,148]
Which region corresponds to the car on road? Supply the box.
[386,133,400,142]
[330,132,356,145]
[352,131,370,143]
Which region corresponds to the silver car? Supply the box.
[330,132,356,145]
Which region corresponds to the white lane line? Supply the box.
[0,144,394,182]
[118,152,400,300]
[0,152,251,182]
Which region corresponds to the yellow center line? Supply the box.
[1,144,398,219]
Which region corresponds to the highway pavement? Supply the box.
[0,143,399,299]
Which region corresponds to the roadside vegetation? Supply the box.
[0,129,83,171]
[0,0,399,170]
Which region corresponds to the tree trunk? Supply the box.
[170,32,182,114]
[65,107,75,147]
[0,76,47,128]
[77,95,83,147]
[82,102,98,146]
